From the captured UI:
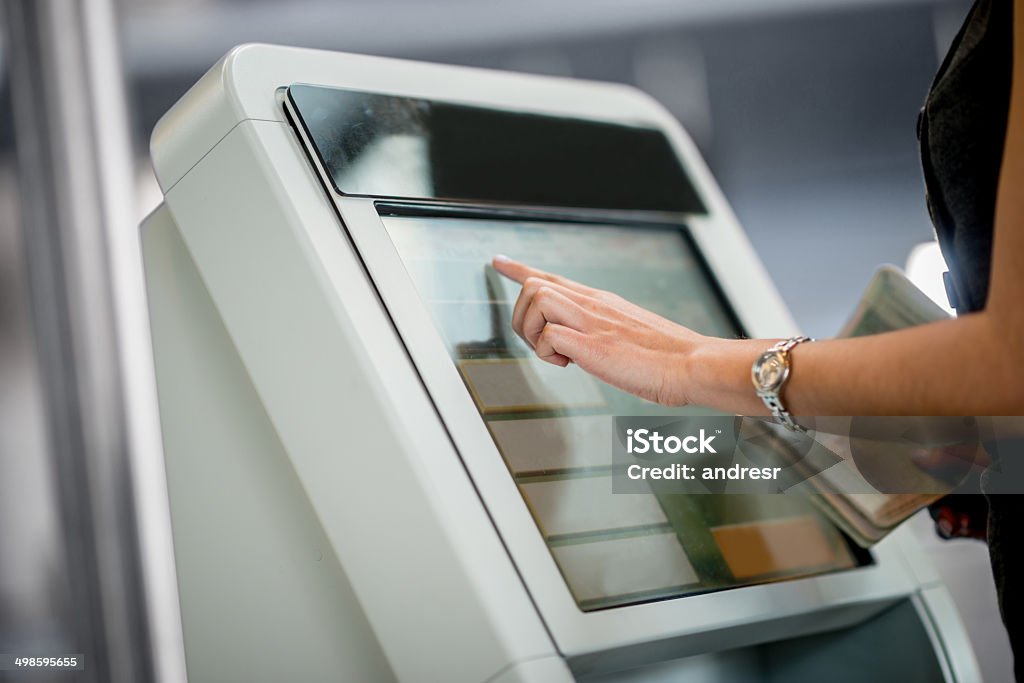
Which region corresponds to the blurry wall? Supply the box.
[0,159,78,666]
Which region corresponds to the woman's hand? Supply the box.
[492,255,709,406]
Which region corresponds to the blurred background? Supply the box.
[0,0,1013,681]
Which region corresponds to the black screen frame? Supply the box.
[286,83,708,215]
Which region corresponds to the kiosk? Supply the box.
[141,44,981,682]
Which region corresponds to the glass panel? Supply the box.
[383,214,862,610]
[287,84,706,213]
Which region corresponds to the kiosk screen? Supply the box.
[383,214,861,611]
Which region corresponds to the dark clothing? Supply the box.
[986,467,1024,681]
[918,0,1022,677]
[919,0,1012,313]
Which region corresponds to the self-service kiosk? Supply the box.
[141,44,982,682]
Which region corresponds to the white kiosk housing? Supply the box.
[141,44,981,682]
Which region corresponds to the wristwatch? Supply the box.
[751,336,813,433]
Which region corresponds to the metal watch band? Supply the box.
[770,335,811,357]
[757,335,812,433]
[764,392,803,433]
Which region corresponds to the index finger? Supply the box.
[491,255,545,284]
[491,255,595,295]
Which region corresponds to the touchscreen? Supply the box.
[383,214,860,610]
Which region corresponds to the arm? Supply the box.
[493,0,1024,417]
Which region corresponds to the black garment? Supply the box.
[918,0,1022,678]
[984,444,1024,682]
[919,0,1012,312]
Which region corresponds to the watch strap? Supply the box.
[757,335,812,433]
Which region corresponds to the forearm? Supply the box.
[687,311,1024,416]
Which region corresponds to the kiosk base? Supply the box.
[143,204,400,683]
[584,600,945,682]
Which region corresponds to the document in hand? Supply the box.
[800,265,958,546]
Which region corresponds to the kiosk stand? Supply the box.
[142,44,980,682]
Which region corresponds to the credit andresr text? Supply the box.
[624,428,781,481]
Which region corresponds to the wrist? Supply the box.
[685,337,776,414]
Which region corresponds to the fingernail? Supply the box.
[494,254,510,263]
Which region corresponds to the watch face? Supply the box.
[754,351,787,391]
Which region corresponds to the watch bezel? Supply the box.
[751,349,790,394]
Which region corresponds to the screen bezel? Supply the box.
[282,86,917,663]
